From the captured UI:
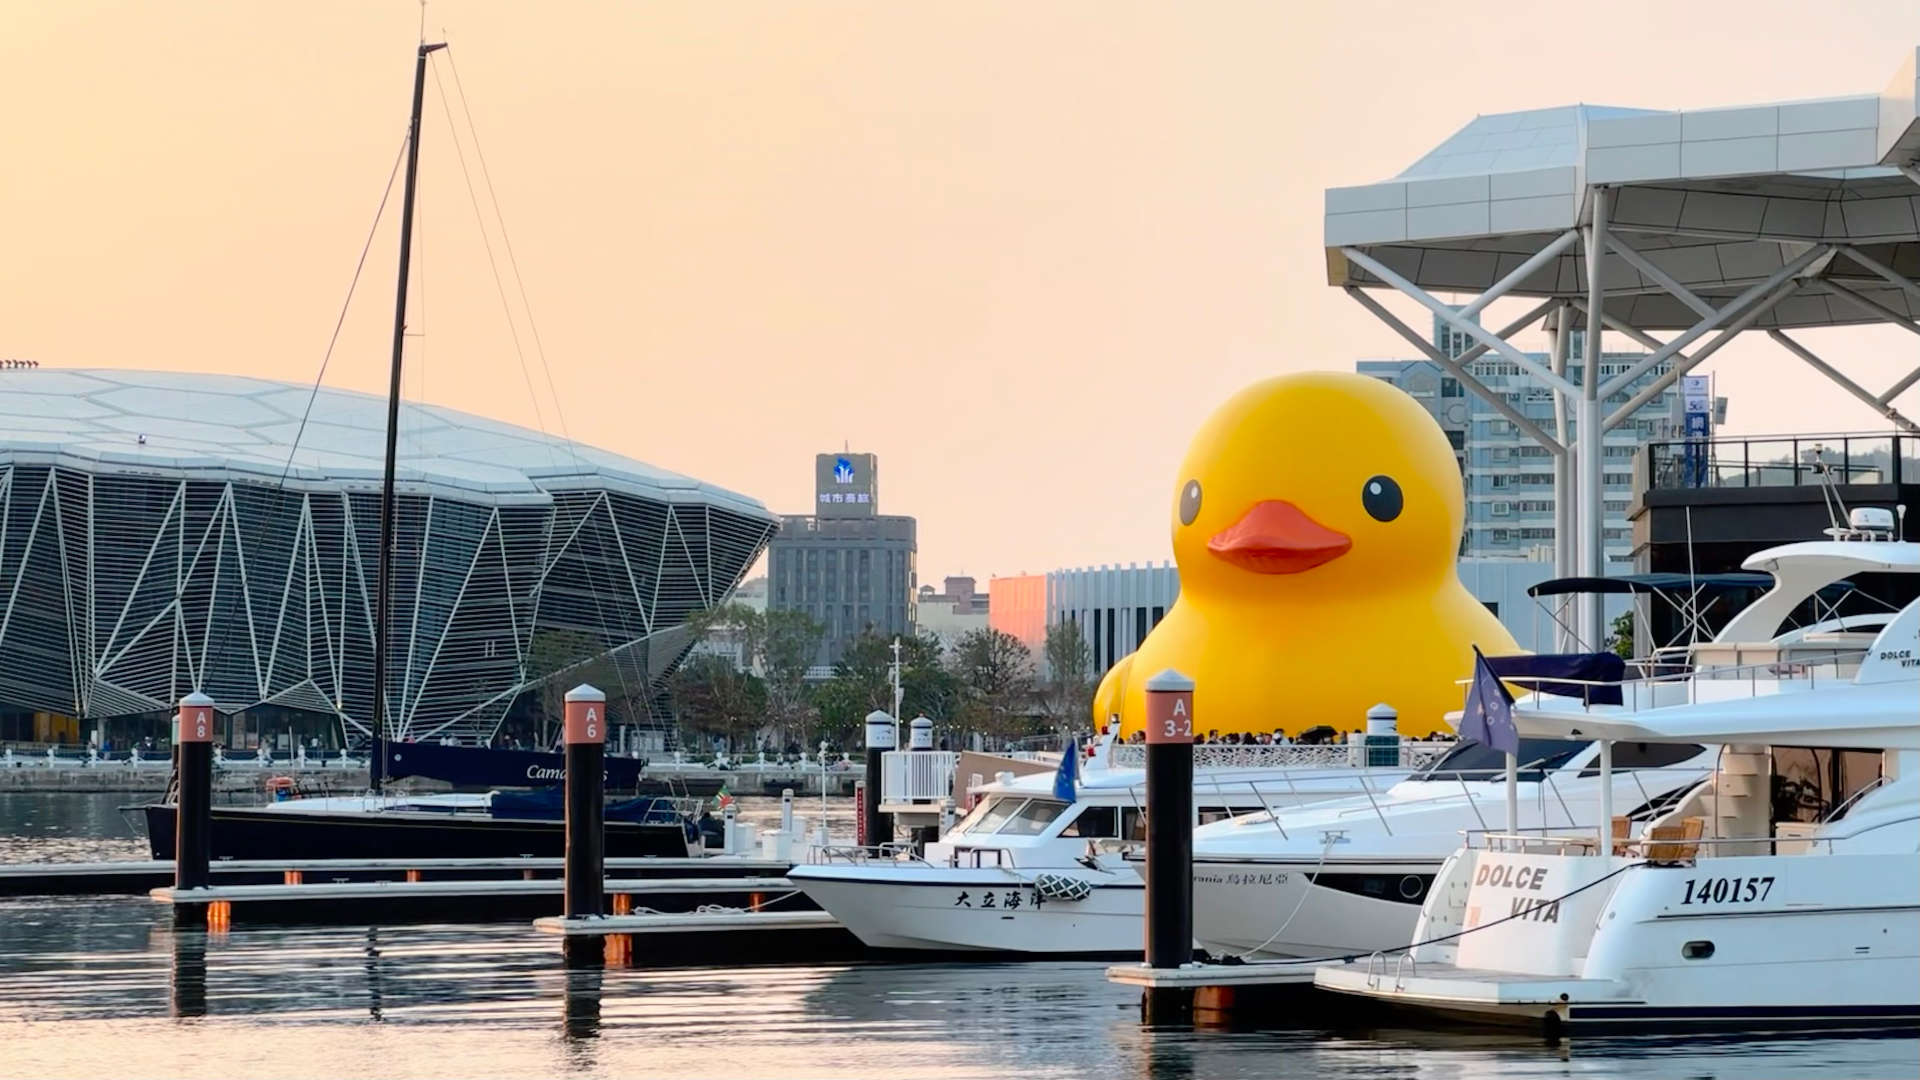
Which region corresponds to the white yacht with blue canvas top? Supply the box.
[1314,540,1919,1033]
[1188,539,1903,962]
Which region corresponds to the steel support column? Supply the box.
[1767,331,1918,433]
[1603,281,1800,430]
[1343,289,1565,453]
[1549,304,1576,594]
[1578,190,1608,648]
[1340,246,1581,399]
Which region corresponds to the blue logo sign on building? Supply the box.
[834,457,855,484]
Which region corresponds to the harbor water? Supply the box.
[2,793,1914,1079]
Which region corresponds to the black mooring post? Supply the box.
[1143,668,1196,1021]
[563,684,607,923]
[862,709,896,850]
[174,692,216,892]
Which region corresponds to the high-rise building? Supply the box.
[766,452,917,670]
[1359,311,1726,568]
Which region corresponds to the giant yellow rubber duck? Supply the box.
[1097,372,1516,739]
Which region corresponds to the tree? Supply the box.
[815,630,962,748]
[1040,620,1095,725]
[668,652,767,754]
[759,609,825,749]
[685,603,766,673]
[1606,610,1635,660]
[948,628,1037,747]
[527,628,607,747]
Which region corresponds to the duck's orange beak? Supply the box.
[1207,500,1351,574]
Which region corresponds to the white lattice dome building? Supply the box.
[0,368,775,746]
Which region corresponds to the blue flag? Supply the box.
[1460,645,1519,756]
[1053,736,1079,803]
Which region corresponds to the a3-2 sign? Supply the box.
[1144,689,1194,745]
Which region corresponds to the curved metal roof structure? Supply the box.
[0,368,768,513]
[0,369,776,744]
[1326,47,1920,650]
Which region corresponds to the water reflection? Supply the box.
[0,899,1910,1080]
[365,926,383,1023]
[167,930,205,1020]
[561,966,603,1069]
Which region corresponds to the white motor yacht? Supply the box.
[1188,538,1905,961]
[1314,553,1919,1032]
[787,742,1444,955]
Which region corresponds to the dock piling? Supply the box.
[862,709,895,850]
[173,692,217,928]
[1143,669,1196,1021]
[562,684,607,922]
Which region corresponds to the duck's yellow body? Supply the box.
[1100,372,1516,739]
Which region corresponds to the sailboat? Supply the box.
[138,43,698,862]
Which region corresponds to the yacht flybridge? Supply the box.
[1313,542,1919,1033]
[1188,539,1911,962]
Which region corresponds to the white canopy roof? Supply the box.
[1326,48,1920,331]
[0,368,771,516]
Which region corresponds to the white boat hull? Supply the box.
[1191,856,1436,959]
[789,864,1146,955]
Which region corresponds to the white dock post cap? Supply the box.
[181,691,216,707]
[1365,703,1397,721]
[564,684,607,703]
[1143,669,1195,693]
[866,710,897,748]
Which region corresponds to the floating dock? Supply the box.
[0,855,790,897]
[149,873,804,925]
[534,909,867,965]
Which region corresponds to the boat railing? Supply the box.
[1492,649,1871,714]
[1466,815,1918,864]
[1106,741,1455,771]
[1467,827,1607,856]
[880,750,961,806]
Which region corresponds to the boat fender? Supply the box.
[1032,872,1094,902]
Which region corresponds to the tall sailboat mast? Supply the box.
[370,41,446,790]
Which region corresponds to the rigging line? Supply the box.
[276,134,411,493]
[201,133,406,717]
[433,49,643,733]
[426,59,551,441]
[439,45,574,446]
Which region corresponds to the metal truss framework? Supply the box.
[0,464,774,743]
[1339,174,1920,649]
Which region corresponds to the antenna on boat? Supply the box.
[369,39,449,793]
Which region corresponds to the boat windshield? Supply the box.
[1416,738,1586,782]
[949,796,1025,837]
[996,798,1066,836]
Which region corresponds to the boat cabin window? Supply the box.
[1416,738,1585,782]
[1198,806,1236,825]
[951,796,1024,837]
[996,798,1066,836]
[1061,805,1120,838]
[1579,742,1706,777]
[1121,807,1146,842]
[1771,747,1885,824]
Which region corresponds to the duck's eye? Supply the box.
[1178,480,1202,526]
[1362,475,1402,522]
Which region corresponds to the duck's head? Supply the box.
[1170,372,1464,598]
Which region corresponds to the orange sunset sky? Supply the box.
[4,2,1918,586]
